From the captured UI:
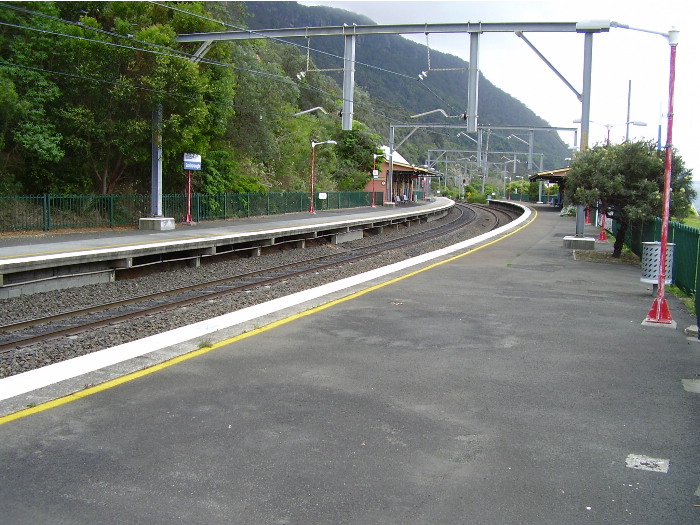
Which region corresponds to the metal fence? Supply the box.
[0,191,398,232]
[615,217,700,296]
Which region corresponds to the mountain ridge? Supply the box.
[243,1,571,169]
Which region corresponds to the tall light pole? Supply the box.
[574,118,646,145]
[309,140,337,213]
[645,28,680,327]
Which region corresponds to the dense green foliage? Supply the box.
[566,140,695,257]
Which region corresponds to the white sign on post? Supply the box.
[372,169,379,179]
[183,153,202,171]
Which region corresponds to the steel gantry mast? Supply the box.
[176,21,613,133]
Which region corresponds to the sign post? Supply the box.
[183,154,202,224]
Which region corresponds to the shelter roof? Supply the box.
[530,168,570,183]
[378,146,434,175]
[380,145,409,165]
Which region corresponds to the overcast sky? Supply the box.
[298,0,698,177]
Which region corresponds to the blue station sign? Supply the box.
[183,153,202,171]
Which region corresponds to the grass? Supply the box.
[573,249,640,265]
[668,284,696,317]
[679,215,700,230]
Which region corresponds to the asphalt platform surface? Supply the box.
[1,204,698,524]
[0,201,433,255]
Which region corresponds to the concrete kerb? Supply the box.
[0,203,533,416]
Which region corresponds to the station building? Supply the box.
[362,146,435,204]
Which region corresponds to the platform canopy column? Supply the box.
[467,31,480,133]
[342,34,356,131]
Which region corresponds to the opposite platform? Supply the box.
[0,198,452,297]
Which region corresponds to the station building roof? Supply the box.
[379,146,436,176]
[529,168,570,184]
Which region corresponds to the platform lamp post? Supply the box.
[309,140,337,213]
[645,28,680,327]
[603,121,646,145]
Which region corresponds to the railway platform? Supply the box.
[0,198,452,298]
[0,203,697,524]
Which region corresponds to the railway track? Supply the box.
[0,202,518,360]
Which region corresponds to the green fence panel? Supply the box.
[0,195,41,231]
[668,223,700,296]
[617,217,700,295]
[0,191,386,232]
[0,194,147,231]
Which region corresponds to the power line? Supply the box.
[0,5,446,133]
[0,16,361,115]
[149,1,418,81]
[0,4,401,115]
[0,14,408,124]
[148,1,463,111]
[0,59,294,119]
[0,18,294,84]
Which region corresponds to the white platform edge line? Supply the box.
[0,204,530,401]
[0,200,452,264]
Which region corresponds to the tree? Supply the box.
[52,2,238,194]
[332,121,382,191]
[0,2,67,192]
[565,140,695,257]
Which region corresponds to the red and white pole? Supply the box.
[644,29,679,326]
[185,170,193,223]
[598,207,607,241]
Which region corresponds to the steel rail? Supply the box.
[0,203,511,354]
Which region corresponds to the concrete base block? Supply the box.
[563,236,595,250]
[331,230,364,244]
[683,325,698,337]
[0,271,114,299]
[139,217,176,231]
[383,201,396,207]
[641,319,677,329]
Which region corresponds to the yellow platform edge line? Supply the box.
[0,209,536,425]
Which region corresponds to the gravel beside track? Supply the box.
[0,205,514,377]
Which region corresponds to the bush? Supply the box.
[560,204,576,217]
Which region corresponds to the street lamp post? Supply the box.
[645,28,680,326]
[309,140,337,213]
[575,118,646,145]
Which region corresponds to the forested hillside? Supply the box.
[245,2,571,167]
[0,1,570,198]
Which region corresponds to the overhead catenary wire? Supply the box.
[148,1,422,81]
[0,59,298,120]
[147,1,464,111]
[0,18,356,114]
[0,3,466,133]
[0,5,412,123]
